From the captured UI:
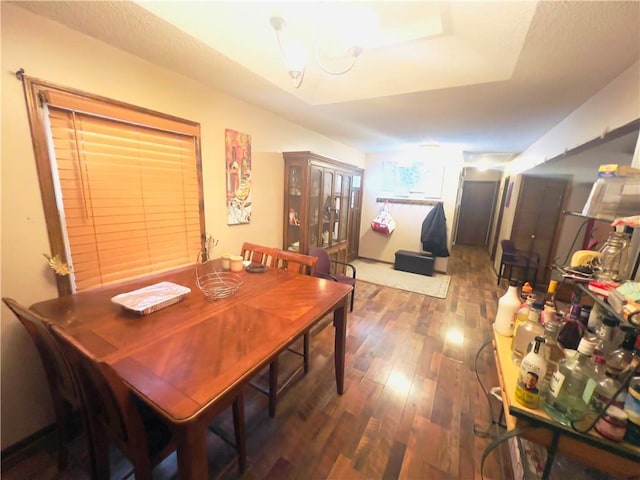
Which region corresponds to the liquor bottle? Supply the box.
[587,302,604,333]
[606,328,638,378]
[558,310,586,351]
[542,305,557,326]
[578,305,591,329]
[514,294,536,332]
[512,302,544,365]
[567,290,583,323]
[544,337,596,426]
[588,353,626,413]
[593,314,619,357]
[538,319,566,386]
[515,336,547,409]
[544,280,559,311]
[495,280,521,337]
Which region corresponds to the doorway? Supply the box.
[455,180,499,247]
[511,175,569,286]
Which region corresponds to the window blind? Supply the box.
[40,88,203,291]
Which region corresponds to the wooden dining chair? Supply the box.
[50,325,247,480]
[2,298,84,472]
[241,242,276,266]
[250,249,318,417]
[270,249,318,275]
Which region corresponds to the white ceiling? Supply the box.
[14,1,640,166]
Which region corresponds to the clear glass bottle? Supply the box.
[594,314,619,357]
[587,302,604,333]
[539,319,566,386]
[588,353,626,413]
[606,328,637,379]
[515,294,536,332]
[544,337,596,426]
[512,302,544,365]
[542,305,557,326]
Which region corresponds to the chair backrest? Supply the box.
[271,249,318,275]
[308,247,331,275]
[50,324,163,473]
[500,239,516,254]
[241,242,276,266]
[500,239,521,262]
[2,298,79,405]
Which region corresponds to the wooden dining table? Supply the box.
[30,260,352,479]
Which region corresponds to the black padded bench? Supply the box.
[394,250,435,276]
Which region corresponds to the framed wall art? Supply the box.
[225,129,252,225]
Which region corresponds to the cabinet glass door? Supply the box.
[308,167,322,249]
[333,173,342,245]
[339,175,350,243]
[286,165,303,251]
[322,170,333,247]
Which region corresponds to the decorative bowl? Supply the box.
[196,271,242,300]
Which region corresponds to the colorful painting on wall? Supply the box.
[225,129,252,225]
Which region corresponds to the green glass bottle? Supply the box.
[544,337,596,426]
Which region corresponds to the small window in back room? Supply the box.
[381,160,444,199]
[21,76,205,295]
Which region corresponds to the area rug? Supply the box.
[351,258,451,299]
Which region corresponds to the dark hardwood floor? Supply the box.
[2,245,513,479]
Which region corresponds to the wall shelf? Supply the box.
[563,210,617,223]
[376,197,441,206]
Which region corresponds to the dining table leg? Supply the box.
[174,420,208,480]
[333,299,348,394]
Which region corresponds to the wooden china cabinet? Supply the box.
[283,151,363,263]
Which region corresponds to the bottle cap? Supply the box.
[605,405,628,422]
[509,280,520,287]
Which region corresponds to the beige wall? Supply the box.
[494,62,640,276]
[359,146,463,272]
[0,4,365,449]
[507,61,640,176]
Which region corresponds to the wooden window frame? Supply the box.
[21,76,205,296]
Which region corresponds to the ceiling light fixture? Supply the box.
[270,16,305,88]
[270,15,363,89]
